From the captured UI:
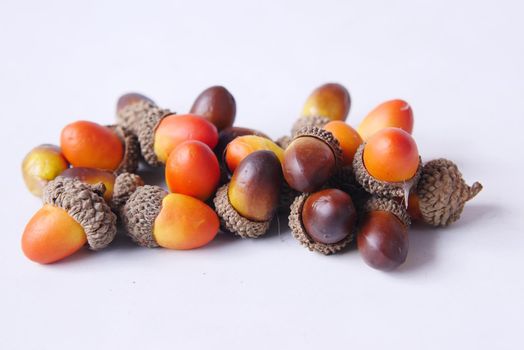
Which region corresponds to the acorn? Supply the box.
[110,172,145,211]
[357,197,411,271]
[289,188,357,255]
[115,96,174,166]
[408,158,483,227]
[282,126,343,193]
[190,86,236,131]
[213,150,283,238]
[106,125,140,174]
[353,128,422,200]
[122,185,219,249]
[22,176,117,264]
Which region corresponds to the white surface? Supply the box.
[1,0,523,349]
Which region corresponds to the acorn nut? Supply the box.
[282,126,343,193]
[289,189,357,255]
[190,86,236,131]
[214,150,283,238]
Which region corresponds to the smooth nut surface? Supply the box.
[282,136,336,193]
[302,83,351,121]
[228,150,282,222]
[22,144,69,197]
[302,189,356,244]
[116,92,154,113]
[190,86,236,131]
[357,210,408,271]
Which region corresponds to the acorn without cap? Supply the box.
[21,176,117,264]
[289,188,357,255]
[282,126,343,193]
[408,158,483,227]
[357,197,411,271]
[214,150,283,238]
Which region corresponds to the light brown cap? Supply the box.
[110,173,144,212]
[291,115,331,137]
[107,125,140,174]
[42,176,117,250]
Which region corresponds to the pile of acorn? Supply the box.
[21,83,482,271]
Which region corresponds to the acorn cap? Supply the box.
[326,165,370,210]
[213,184,271,238]
[353,143,422,199]
[110,173,145,212]
[288,193,354,255]
[291,115,331,136]
[416,158,483,227]
[136,106,175,167]
[117,99,157,134]
[107,125,140,174]
[275,135,292,149]
[121,185,167,248]
[294,126,344,168]
[42,176,117,250]
[364,196,411,227]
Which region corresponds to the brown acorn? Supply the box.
[289,189,357,255]
[213,150,282,238]
[282,126,343,193]
[357,197,411,271]
[190,86,236,131]
[408,158,483,227]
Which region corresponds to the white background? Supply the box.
[1,0,523,349]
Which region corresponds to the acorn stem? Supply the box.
[467,182,483,201]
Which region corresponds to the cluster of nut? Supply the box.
[21,83,482,271]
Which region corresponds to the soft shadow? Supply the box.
[137,162,166,188]
[263,212,292,240]
[200,232,241,250]
[394,223,440,274]
[448,203,502,229]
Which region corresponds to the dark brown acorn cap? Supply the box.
[326,165,370,211]
[110,173,145,212]
[288,193,354,255]
[364,196,411,227]
[213,184,271,238]
[416,158,482,227]
[121,185,167,248]
[353,143,422,199]
[291,115,331,136]
[293,126,344,168]
[275,135,292,149]
[107,125,140,174]
[42,176,117,250]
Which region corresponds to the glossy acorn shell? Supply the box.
[190,86,236,131]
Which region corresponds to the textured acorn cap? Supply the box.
[42,176,117,250]
[326,165,370,210]
[291,115,331,136]
[136,107,175,167]
[364,196,411,227]
[353,143,422,199]
[275,135,292,149]
[107,125,140,174]
[121,185,167,248]
[213,184,271,238]
[416,158,483,227]
[117,99,157,134]
[288,193,354,255]
[110,173,145,212]
[293,126,344,168]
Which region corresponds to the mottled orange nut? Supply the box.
[21,144,69,197]
[60,168,116,202]
[225,135,284,173]
[116,92,154,113]
[363,128,420,182]
[215,127,270,161]
[323,121,363,166]
[153,114,218,163]
[190,86,236,131]
[302,83,351,121]
[165,140,220,201]
[22,205,87,264]
[153,193,219,250]
[228,150,282,221]
[60,121,124,171]
[358,99,414,141]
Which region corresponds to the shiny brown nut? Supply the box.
[228,150,282,221]
[302,189,356,244]
[357,210,408,271]
[302,83,351,121]
[190,86,236,131]
[282,136,336,193]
